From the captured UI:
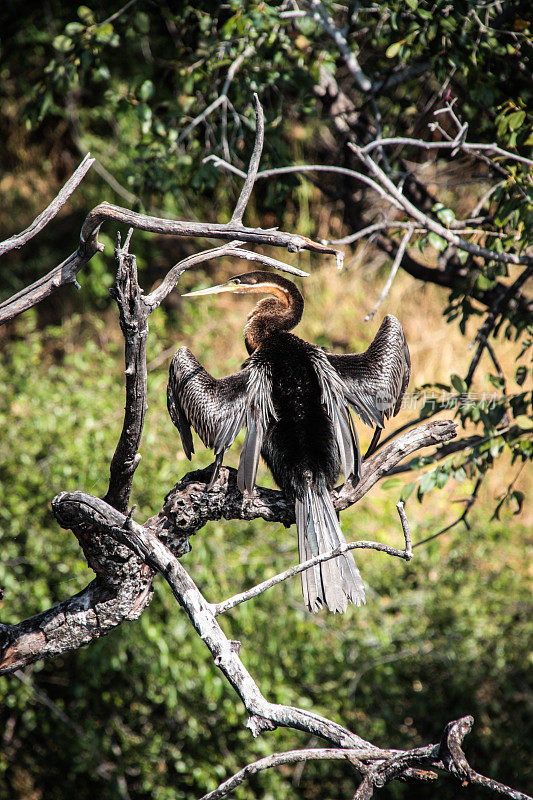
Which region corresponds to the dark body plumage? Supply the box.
[257,333,340,496]
[168,271,410,613]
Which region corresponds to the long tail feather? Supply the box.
[295,485,366,613]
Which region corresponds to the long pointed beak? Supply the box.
[182,281,238,298]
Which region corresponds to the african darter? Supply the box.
[167,271,410,613]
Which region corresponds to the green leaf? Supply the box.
[515,365,527,386]
[514,415,533,430]
[139,80,154,101]
[77,5,94,23]
[386,40,404,58]
[381,477,404,490]
[428,232,447,252]
[433,202,455,226]
[454,467,467,482]
[419,471,437,494]
[476,274,497,291]
[53,35,73,52]
[451,374,467,393]
[511,490,524,515]
[400,482,416,501]
[65,22,84,35]
[508,110,526,131]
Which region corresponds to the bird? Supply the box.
[167,271,410,613]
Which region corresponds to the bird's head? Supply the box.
[183,271,305,352]
[183,270,299,305]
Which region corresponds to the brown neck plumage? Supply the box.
[243,278,304,354]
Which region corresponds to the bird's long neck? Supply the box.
[244,280,304,354]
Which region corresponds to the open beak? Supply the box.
[182,281,239,298]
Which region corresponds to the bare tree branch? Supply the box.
[230,93,264,225]
[103,231,147,512]
[465,263,533,388]
[304,0,373,92]
[177,42,257,144]
[0,153,94,257]
[349,142,532,268]
[213,537,412,617]
[0,419,455,675]
[198,748,374,800]
[0,577,154,674]
[359,136,533,167]
[414,477,484,548]
[364,225,414,321]
[50,492,383,752]
[144,243,309,312]
[0,201,338,327]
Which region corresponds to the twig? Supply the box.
[395,501,412,557]
[144,242,309,312]
[91,0,138,28]
[0,153,94,257]
[491,463,526,521]
[213,537,413,616]
[14,670,84,736]
[304,0,373,92]
[198,748,374,800]
[465,263,533,388]
[413,477,483,548]
[359,137,533,167]
[349,142,532,268]
[103,231,147,512]
[177,43,256,144]
[0,200,339,327]
[205,157,406,212]
[230,94,264,224]
[364,225,413,321]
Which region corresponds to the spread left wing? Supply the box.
[167,347,250,485]
[167,346,274,493]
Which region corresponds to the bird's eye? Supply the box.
[233,278,241,285]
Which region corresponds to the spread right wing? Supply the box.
[326,314,410,429]
[167,346,250,461]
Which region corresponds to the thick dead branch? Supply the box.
[206,156,532,316]
[349,142,532,268]
[0,99,339,327]
[198,748,374,800]
[48,492,382,752]
[103,231,148,512]
[0,577,153,674]
[151,420,457,543]
[204,715,532,800]
[0,200,337,327]
[230,93,264,225]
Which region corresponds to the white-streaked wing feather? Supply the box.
[326,314,410,429]
[167,346,249,459]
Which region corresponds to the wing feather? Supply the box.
[326,314,410,429]
[167,347,249,460]
[168,346,275,495]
